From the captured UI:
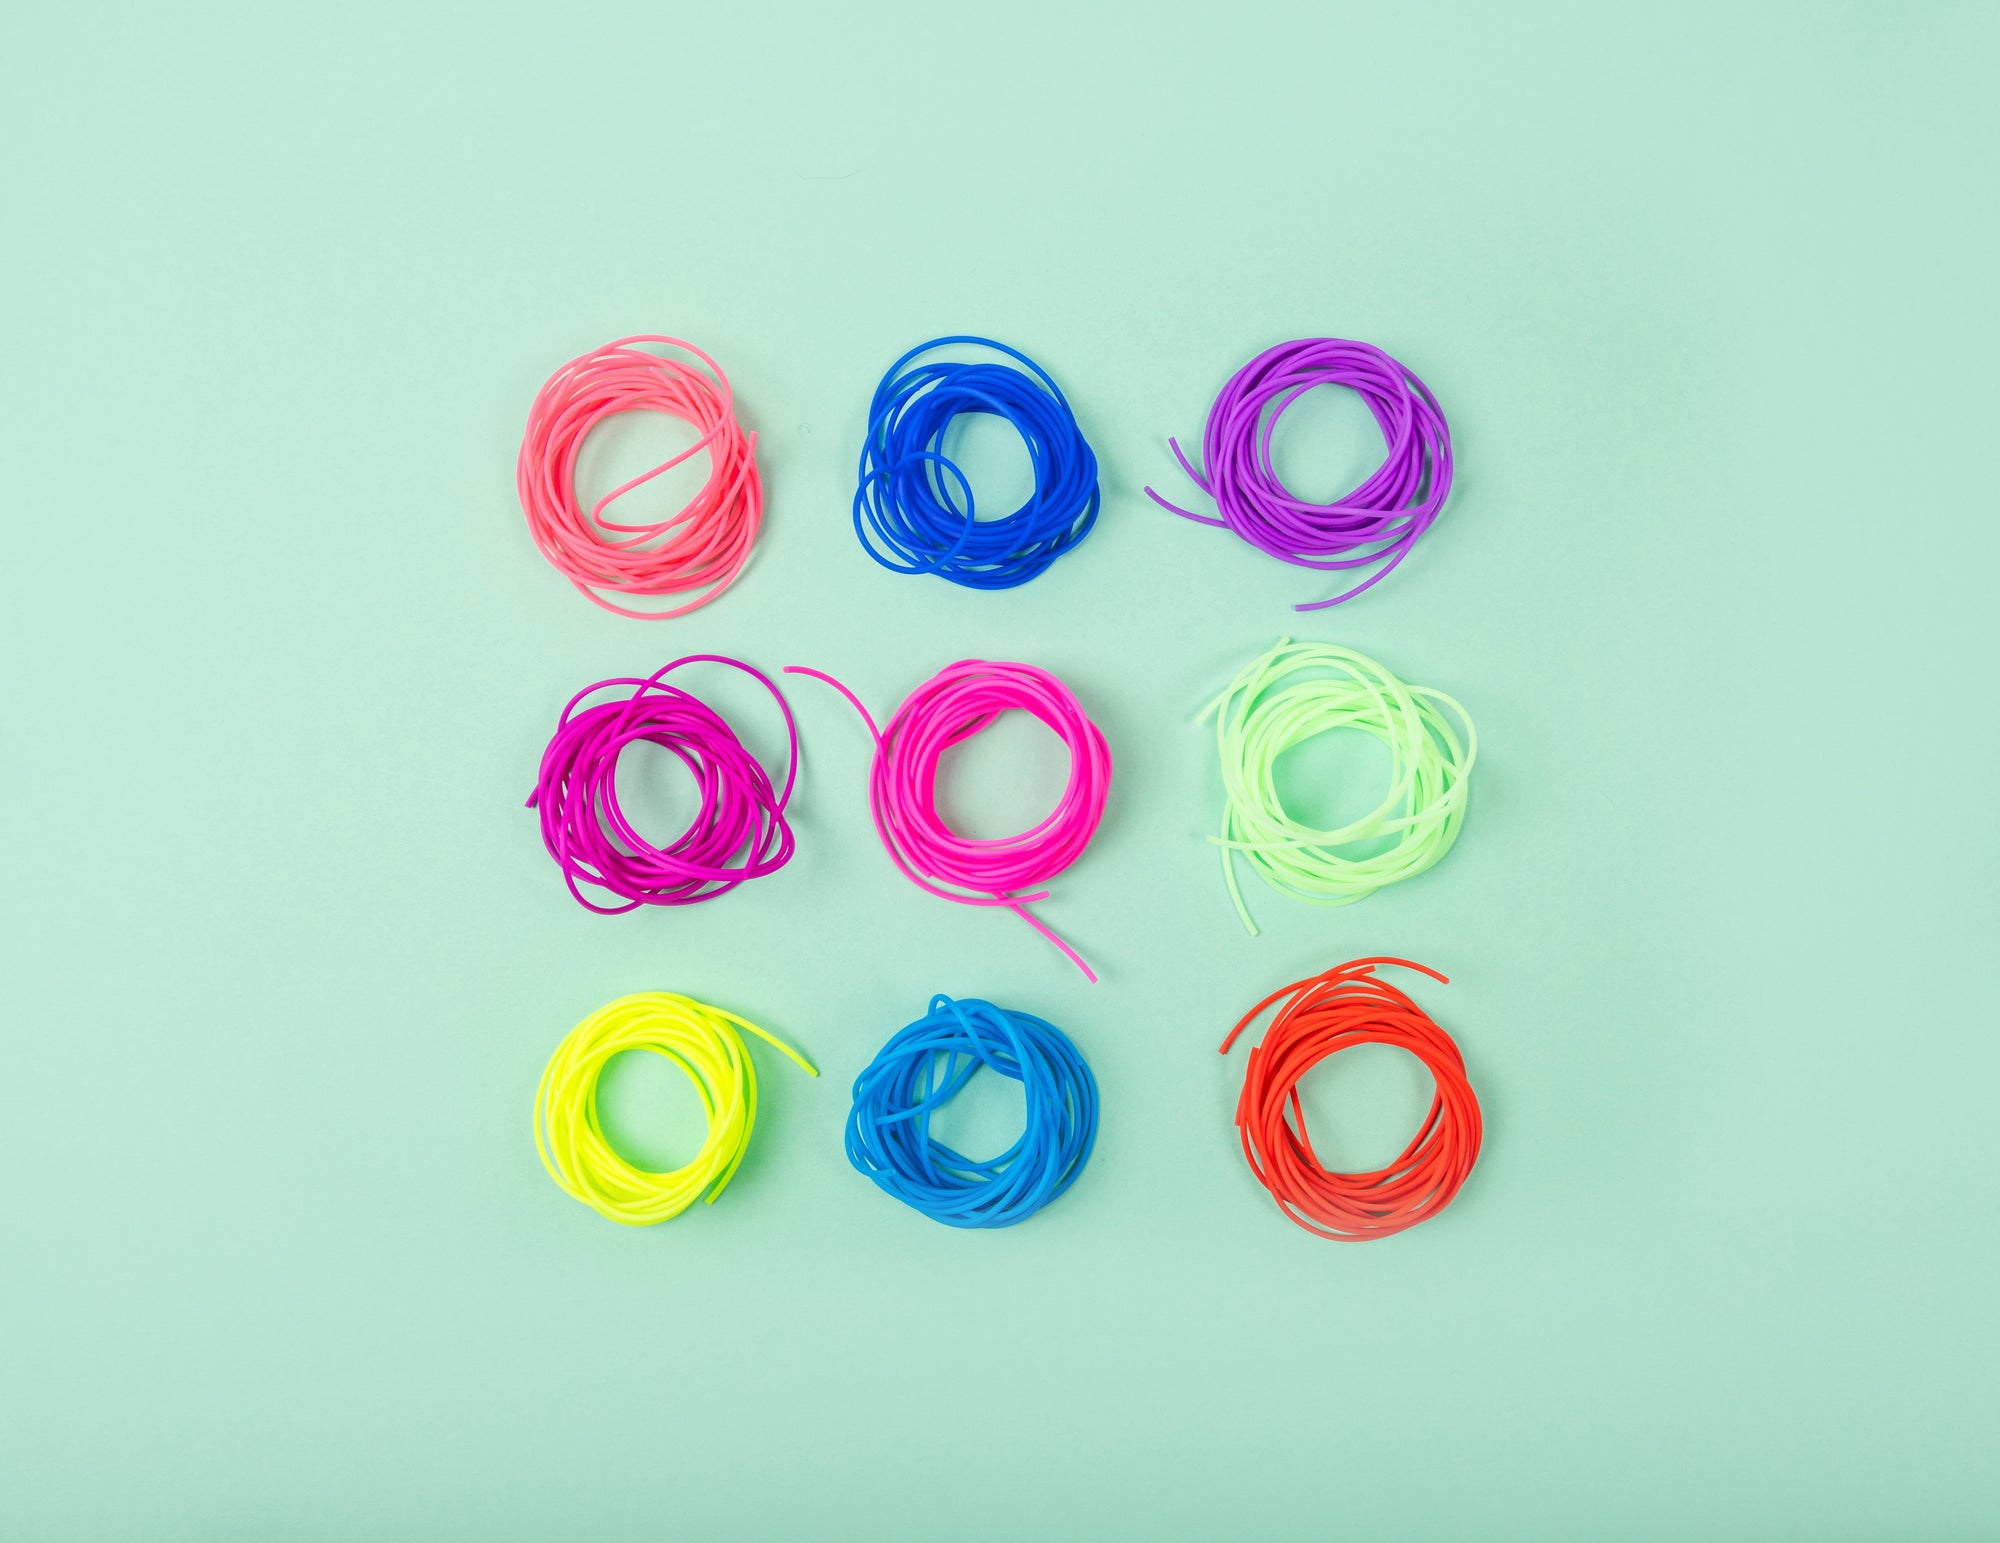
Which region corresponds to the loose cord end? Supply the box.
[1007,899,1098,984]
[784,663,884,743]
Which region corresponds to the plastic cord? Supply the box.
[1221,957,1481,1240]
[1146,338,1451,610]
[784,660,1111,980]
[854,335,1100,589]
[527,655,797,914]
[534,991,817,1227]
[518,335,762,618]
[1201,638,1475,934]
[847,994,1098,1228]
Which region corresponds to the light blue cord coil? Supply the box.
[845,994,1099,1228]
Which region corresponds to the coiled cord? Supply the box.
[785,660,1111,980]
[854,336,1100,589]
[847,994,1098,1228]
[1147,338,1451,610]
[518,335,762,618]
[1221,957,1481,1240]
[534,991,817,1227]
[527,655,797,914]
[1201,639,1474,933]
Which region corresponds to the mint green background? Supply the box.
[4,5,1996,1539]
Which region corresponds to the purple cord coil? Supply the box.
[526,655,797,914]
[1145,338,1452,610]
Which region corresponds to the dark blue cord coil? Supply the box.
[845,995,1099,1228]
[853,336,1101,589]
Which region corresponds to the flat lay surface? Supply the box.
[2,4,1995,1539]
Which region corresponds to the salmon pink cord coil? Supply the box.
[1221,957,1482,1240]
[785,660,1111,981]
[517,336,762,618]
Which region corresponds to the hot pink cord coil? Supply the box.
[517,335,762,619]
[784,661,1112,981]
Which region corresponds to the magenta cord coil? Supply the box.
[784,660,1111,981]
[527,655,797,914]
[1146,338,1452,610]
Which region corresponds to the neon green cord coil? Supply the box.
[533,991,817,1226]
[1199,638,1477,933]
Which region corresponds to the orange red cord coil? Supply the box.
[1220,956,1482,1240]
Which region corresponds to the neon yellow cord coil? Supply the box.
[533,991,817,1226]
[1200,638,1477,934]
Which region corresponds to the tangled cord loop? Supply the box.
[785,660,1111,980]
[527,655,797,914]
[847,995,1098,1228]
[1202,638,1475,933]
[518,335,762,618]
[1147,338,1451,610]
[534,991,817,1227]
[854,335,1100,589]
[1221,957,1481,1241]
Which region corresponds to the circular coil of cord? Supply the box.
[534,990,817,1227]
[527,655,797,915]
[1146,338,1451,610]
[1220,957,1481,1240]
[854,335,1100,589]
[1201,638,1475,933]
[785,659,1111,980]
[847,994,1098,1228]
[518,335,762,618]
